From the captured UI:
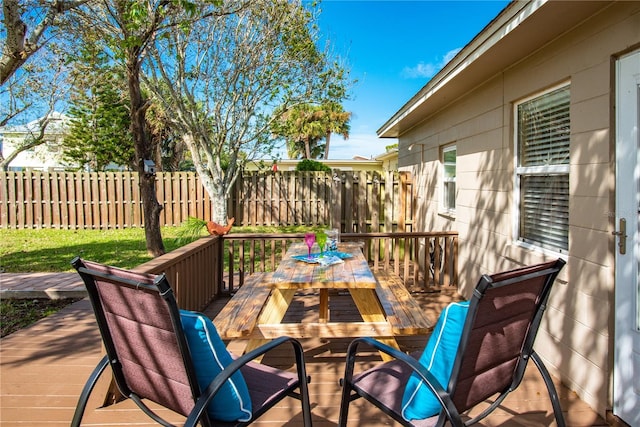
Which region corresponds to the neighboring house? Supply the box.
[374,147,399,172]
[245,150,399,173]
[378,1,639,424]
[0,112,70,171]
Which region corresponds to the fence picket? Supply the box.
[1,170,412,230]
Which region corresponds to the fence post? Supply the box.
[399,172,407,231]
[330,171,342,231]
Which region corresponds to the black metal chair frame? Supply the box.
[71,257,312,427]
[339,259,567,427]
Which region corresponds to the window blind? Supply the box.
[518,86,570,166]
[442,146,456,212]
[520,174,569,251]
[516,85,570,252]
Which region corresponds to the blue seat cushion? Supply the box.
[179,310,252,422]
[401,301,470,421]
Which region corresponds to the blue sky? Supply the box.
[315,0,510,159]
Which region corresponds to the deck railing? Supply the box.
[221,231,458,294]
[131,231,458,310]
[134,235,223,311]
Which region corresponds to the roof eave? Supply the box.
[377,0,611,139]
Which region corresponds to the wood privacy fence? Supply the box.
[0,170,414,231]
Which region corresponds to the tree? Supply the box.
[64,71,134,171]
[146,100,185,172]
[65,40,185,173]
[1,2,86,170]
[271,101,350,160]
[62,41,134,171]
[69,0,218,256]
[0,44,70,170]
[1,0,87,84]
[272,103,327,159]
[144,0,349,224]
[319,101,350,159]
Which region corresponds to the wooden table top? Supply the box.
[272,242,377,290]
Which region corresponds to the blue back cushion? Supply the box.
[179,310,252,422]
[401,301,470,421]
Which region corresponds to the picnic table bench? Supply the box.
[213,272,274,339]
[373,270,431,335]
[213,267,432,348]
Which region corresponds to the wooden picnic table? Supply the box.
[272,242,378,324]
[213,242,432,360]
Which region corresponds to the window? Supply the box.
[442,145,456,213]
[515,84,570,253]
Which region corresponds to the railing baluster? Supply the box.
[134,232,457,310]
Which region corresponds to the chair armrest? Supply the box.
[343,337,463,426]
[184,336,306,427]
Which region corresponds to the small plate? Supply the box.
[291,252,352,264]
[292,254,322,263]
[324,251,353,259]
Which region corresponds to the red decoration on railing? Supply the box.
[206,217,235,235]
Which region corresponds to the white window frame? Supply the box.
[513,83,570,255]
[441,144,456,215]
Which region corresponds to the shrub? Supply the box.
[295,159,331,172]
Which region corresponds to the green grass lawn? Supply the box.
[0,227,188,272]
[0,225,317,273]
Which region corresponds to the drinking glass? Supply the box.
[326,228,339,251]
[316,232,327,256]
[304,233,316,258]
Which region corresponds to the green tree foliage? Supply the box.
[272,103,326,159]
[64,78,133,171]
[146,100,187,172]
[272,101,351,160]
[66,0,214,256]
[319,101,350,159]
[295,159,330,172]
[64,46,134,170]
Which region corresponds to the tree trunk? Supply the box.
[1,0,27,85]
[181,133,229,225]
[126,51,165,257]
[304,136,311,159]
[324,132,331,159]
[211,186,228,225]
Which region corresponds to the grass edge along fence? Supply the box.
[1,170,413,232]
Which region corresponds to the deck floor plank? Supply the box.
[0,289,609,426]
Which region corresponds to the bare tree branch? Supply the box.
[1,0,88,84]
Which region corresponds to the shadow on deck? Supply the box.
[0,289,608,426]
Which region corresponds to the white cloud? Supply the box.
[402,48,462,79]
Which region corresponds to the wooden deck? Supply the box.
[0,287,609,426]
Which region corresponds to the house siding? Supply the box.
[399,2,640,416]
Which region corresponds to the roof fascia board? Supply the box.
[377,0,544,138]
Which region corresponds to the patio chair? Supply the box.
[70,257,312,427]
[338,258,566,427]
